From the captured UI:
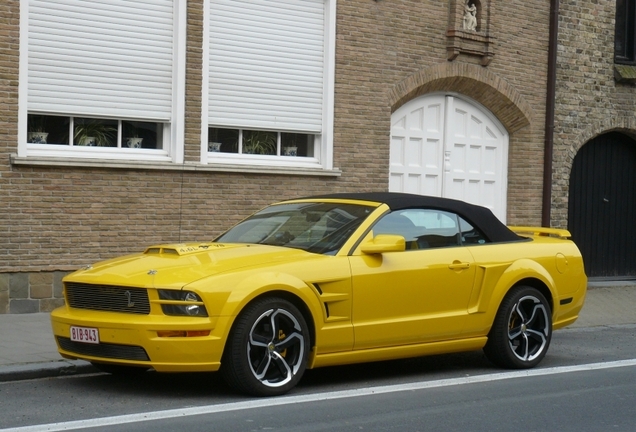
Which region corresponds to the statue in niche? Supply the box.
[463,0,477,31]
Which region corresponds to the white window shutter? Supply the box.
[209,0,324,132]
[28,0,174,121]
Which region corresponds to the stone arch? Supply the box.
[571,116,636,155]
[565,130,636,277]
[388,62,533,134]
[551,116,636,226]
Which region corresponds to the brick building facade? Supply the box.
[552,1,636,279]
[1,0,597,313]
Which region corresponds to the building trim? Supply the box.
[9,154,342,177]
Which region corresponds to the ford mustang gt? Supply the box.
[51,193,587,396]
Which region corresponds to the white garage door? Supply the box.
[390,94,508,222]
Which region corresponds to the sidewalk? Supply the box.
[0,282,635,382]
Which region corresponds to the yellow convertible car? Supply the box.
[51,193,587,396]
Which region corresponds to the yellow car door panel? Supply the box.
[351,246,475,350]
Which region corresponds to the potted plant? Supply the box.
[27,115,48,144]
[208,128,239,153]
[208,142,222,152]
[124,122,143,148]
[74,119,116,147]
[243,130,277,155]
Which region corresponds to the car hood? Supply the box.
[64,242,317,289]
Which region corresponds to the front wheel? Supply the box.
[221,297,310,396]
[484,286,552,369]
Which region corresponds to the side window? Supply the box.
[373,209,461,250]
[459,217,488,245]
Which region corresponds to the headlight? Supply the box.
[158,290,208,317]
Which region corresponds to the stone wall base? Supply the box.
[0,271,69,314]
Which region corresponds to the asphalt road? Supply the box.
[85,365,636,432]
[1,324,636,432]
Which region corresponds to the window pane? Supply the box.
[243,130,277,155]
[123,121,162,149]
[73,118,117,147]
[216,202,374,255]
[207,128,316,157]
[615,0,635,63]
[27,114,69,145]
[459,217,488,245]
[281,132,313,157]
[208,128,238,153]
[373,209,461,249]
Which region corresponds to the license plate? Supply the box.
[70,326,100,344]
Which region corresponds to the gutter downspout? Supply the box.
[542,0,559,227]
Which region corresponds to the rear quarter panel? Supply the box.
[462,236,587,337]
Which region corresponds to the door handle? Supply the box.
[448,261,470,270]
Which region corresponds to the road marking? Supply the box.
[4,358,636,432]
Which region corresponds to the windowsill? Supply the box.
[10,154,342,177]
[614,64,636,83]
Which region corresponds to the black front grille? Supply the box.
[57,337,150,361]
[65,282,150,314]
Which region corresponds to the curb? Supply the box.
[587,281,636,289]
[0,360,98,382]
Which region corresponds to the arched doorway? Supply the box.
[390,94,509,222]
[568,132,636,279]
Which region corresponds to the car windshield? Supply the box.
[216,202,375,255]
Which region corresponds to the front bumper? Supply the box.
[50,306,232,372]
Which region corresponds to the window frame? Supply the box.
[17,0,187,163]
[615,0,636,65]
[200,0,336,170]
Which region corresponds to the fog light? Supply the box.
[157,330,187,338]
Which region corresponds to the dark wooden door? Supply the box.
[568,132,636,278]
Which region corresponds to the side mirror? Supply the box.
[360,234,406,254]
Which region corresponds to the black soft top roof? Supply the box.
[305,192,522,243]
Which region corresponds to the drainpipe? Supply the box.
[542,0,559,227]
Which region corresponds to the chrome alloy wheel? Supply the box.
[507,295,550,362]
[247,308,306,388]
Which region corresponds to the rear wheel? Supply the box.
[221,297,310,396]
[484,286,552,369]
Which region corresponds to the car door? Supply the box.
[349,209,476,350]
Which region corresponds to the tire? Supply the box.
[91,362,149,375]
[484,286,552,369]
[221,297,310,397]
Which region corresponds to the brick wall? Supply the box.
[552,0,636,228]
[1,0,555,313]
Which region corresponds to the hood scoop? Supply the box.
[145,247,180,255]
[143,243,235,256]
